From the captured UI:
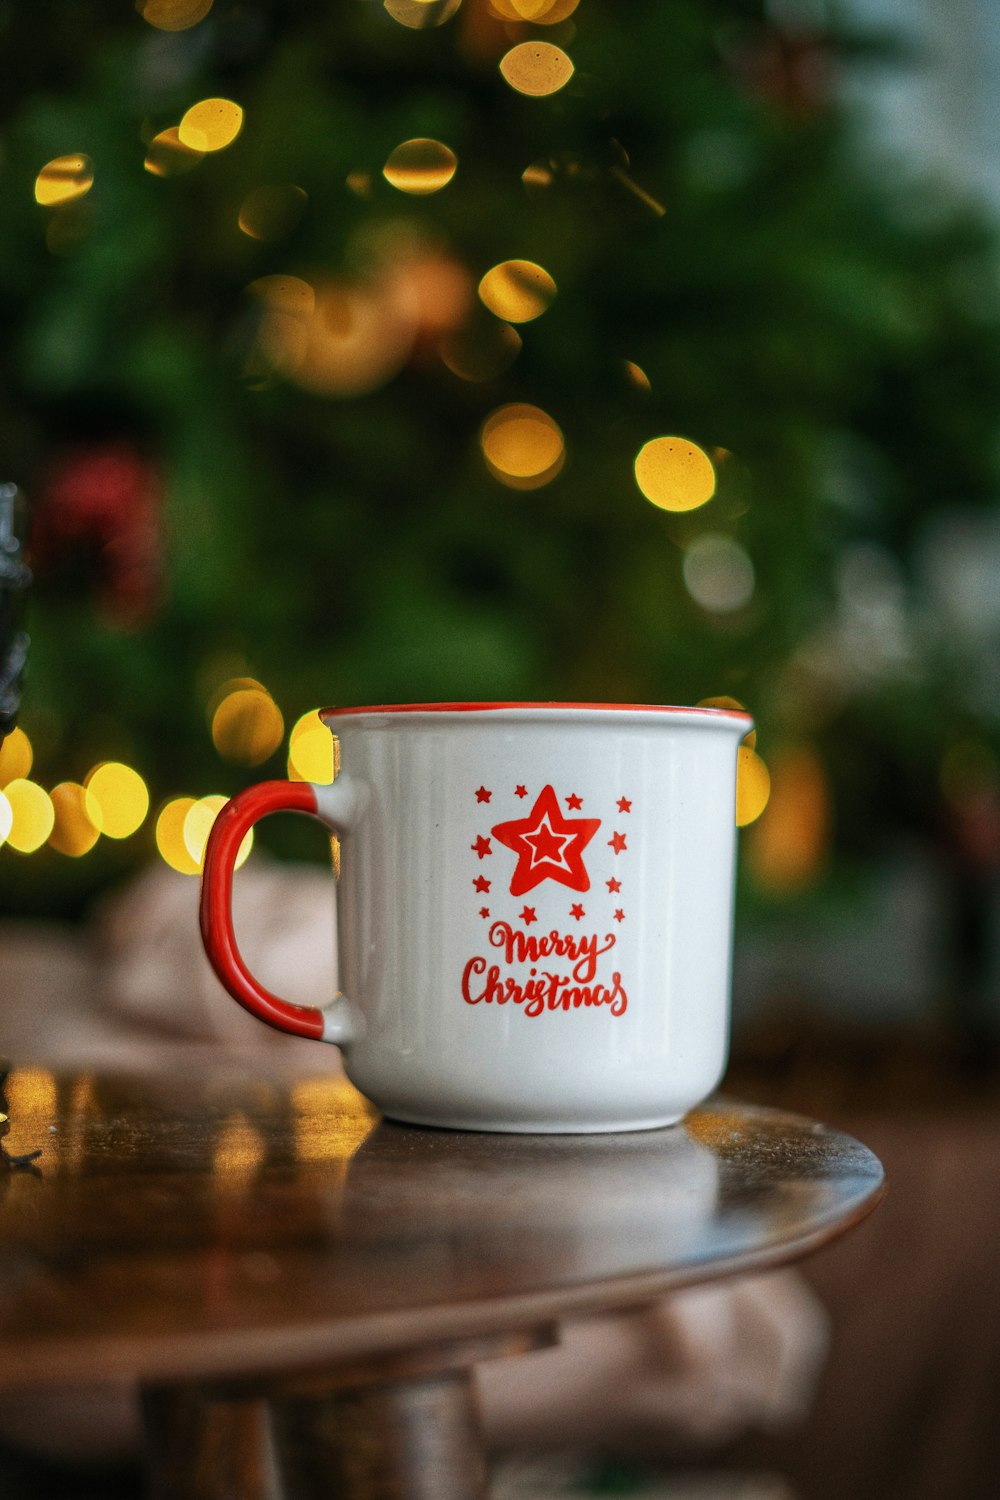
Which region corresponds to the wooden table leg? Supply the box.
[140,1330,555,1500]
[270,1364,486,1500]
[140,1385,279,1500]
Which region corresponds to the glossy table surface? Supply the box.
[0,1064,884,1392]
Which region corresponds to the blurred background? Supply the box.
[1,1,999,1497]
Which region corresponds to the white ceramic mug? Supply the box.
[200,702,752,1132]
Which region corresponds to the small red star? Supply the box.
[566,793,583,809]
[473,875,491,893]
[570,903,585,920]
[606,877,622,893]
[472,835,492,859]
[515,784,528,798]
[617,796,632,813]
[613,908,625,922]
[479,906,490,918]
[609,831,627,854]
[475,786,492,804]
[520,905,537,924]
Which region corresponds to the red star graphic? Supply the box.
[570,903,585,920]
[473,875,491,893]
[475,786,492,804]
[566,793,583,810]
[606,877,622,893]
[609,831,627,854]
[617,796,632,813]
[520,905,537,924]
[515,785,528,798]
[613,908,625,922]
[491,784,601,897]
[472,835,492,859]
[479,906,490,918]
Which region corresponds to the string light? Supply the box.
[0,726,32,785]
[478,260,556,323]
[382,139,457,196]
[499,42,575,97]
[3,781,55,854]
[634,437,716,512]
[481,403,565,489]
[48,783,102,857]
[288,711,335,784]
[34,155,94,207]
[178,99,243,153]
[84,763,150,839]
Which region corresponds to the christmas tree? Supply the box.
[1,0,998,934]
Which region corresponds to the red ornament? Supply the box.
[35,441,163,628]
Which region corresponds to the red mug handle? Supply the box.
[199,778,361,1045]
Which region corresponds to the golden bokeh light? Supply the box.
[382,138,458,196]
[34,154,94,208]
[0,792,12,848]
[481,403,565,489]
[155,797,201,875]
[48,783,102,857]
[144,127,205,178]
[683,534,755,613]
[288,711,334,784]
[499,42,575,97]
[178,98,243,153]
[285,281,412,398]
[238,183,307,241]
[634,436,716,512]
[4,780,55,854]
[84,762,150,840]
[623,360,652,392]
[211,685,285,765]
[746,746,830,892]
[184,794,253,871]
[440,319,521,382]
[492,0,580,20]
[137,0,214,30]
[735,746,771,828]
[478,260,556,323]
[384,0,463,29]
[0,726,33,786]
[247,274,316,318]
[696,696,756,750]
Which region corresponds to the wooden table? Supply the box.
[0,1064,884,1500]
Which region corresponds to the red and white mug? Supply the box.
[200,702,751,1133]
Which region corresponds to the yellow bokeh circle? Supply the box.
[156,797,200,875]
[211,687,285,766]
[0,791,12,848]
[288,711,335,784]
[735,746,771,827]
[48,783,102,857]
[144,127,205,178]
[481,404,565,489]
[184,795,253,871]
[178,98,243,153]
[499,42,575,97]
[0,726,33,785]
[4,780,55,854]
[478,260,556,324]
[138,0,214,31]
[382,139,457,196]
[84,762,150,839]
[634,436,716,512]
[34,154,94,207]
